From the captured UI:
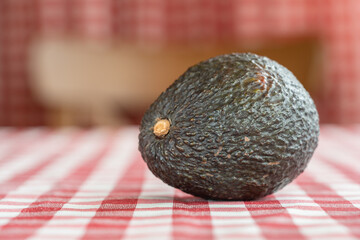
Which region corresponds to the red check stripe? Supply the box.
[0,130,52,167]
[0,131,115,239]
[80,153,147,239]
[321,156,360,185]
[245,198,307,240]
[0,131,84,201]
[172,190,214,240]
[316,126,360,184]
[296,171,360,239]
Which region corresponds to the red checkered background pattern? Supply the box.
[1,0,360,125]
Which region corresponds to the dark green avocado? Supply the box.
[138,53,319,201]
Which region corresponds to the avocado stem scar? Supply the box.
[153,119,171,137]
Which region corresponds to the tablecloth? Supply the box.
[0,125,359,240]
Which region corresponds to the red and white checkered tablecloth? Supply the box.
[0,126,359,240]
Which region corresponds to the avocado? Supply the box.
[138,53,319,200]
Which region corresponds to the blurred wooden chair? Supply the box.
[28,37,322,126]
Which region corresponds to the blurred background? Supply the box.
[0,0,359,127]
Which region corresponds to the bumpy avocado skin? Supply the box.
[139,53,319,200]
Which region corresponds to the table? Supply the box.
[0,126,359,240]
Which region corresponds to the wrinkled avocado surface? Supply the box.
[139,53,319,200]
